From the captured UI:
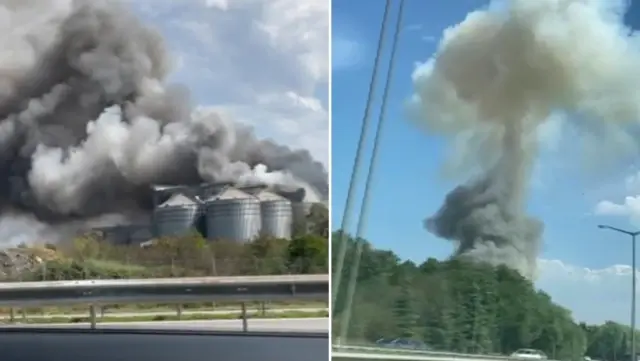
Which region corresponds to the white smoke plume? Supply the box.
[409,0,640,278]
[0,0,327,243]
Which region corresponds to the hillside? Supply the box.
[332,231,636,361]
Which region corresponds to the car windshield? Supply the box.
[330,1,638,361]
[0,0,330,337]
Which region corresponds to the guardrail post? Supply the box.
[241,302,248,332]
[9,308,14,323]
[89,305,97,330]
[21,309,26,322]
[176,304,183,320]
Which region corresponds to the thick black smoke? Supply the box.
[409,0,640,278]
[0,0,327,239]
[424,137,543,278]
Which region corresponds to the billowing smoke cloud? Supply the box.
[0,0,327,243]
[409,0,640,278]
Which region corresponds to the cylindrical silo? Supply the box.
[256,190,292,239]
[153,193,201,237]
[205,187,261,242]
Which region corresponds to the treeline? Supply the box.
[3,232,328,282]
[332,231,636,361]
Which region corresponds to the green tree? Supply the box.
[331,230,631,360]
[307,203,329,238]
[288,234,328,273]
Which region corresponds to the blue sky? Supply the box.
[332,0,640,324]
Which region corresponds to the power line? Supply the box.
[331,0,393,311]
[338,0,407,342]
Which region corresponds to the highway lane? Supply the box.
[1,317,329,332]
[0,307,326,320]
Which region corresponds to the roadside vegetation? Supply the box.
[10,309,329,325]
[0,209,328,323]
[332,231,633,361]
[1,202,328,281]
[7,232,328,281]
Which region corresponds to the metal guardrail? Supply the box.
[332,346,556,361]
[0,274,328,306]
[0,274,329,330]
[332,352,474,361]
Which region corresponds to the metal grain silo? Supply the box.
[153,193,201,237]
[256,190,292,239]
[205,187,261,243]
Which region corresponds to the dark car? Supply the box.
[382,338,430,350]
[376,338,391,344]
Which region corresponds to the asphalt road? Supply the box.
[2,317,329,332]
[0,307,325,320]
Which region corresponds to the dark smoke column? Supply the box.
[425,121,543,278]
[407,0,640,278]
[425,167,543,278]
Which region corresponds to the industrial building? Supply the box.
[152,193,202,238]
[204,186,262,242]
[95,183,313,244]
[254,189,293,240]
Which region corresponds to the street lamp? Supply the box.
[598,224,640,361]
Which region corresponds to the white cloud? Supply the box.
[538,259,637,325]
[593,170,640,226]
[204,0,229,10]
[129,0,328,165]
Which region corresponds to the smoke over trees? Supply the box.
[409,0,640,277]
[0,0,327,243]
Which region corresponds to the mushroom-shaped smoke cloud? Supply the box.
[409,0,640,278]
